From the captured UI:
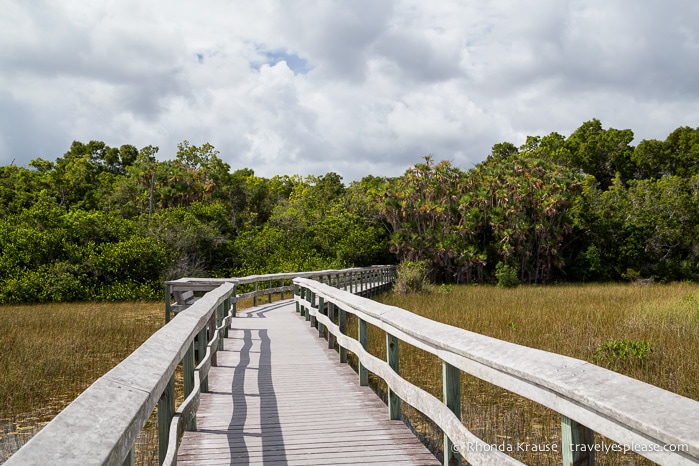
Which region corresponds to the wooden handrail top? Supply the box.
[5,283,236,466]
[294,278,699,464]
[166,266,393,287]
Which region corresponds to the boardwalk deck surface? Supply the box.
[177,300,440,465]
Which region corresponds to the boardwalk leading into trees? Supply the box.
[177,300,439,466]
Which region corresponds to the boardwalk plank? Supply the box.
[178,300,439,465]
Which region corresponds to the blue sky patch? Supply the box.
[261,50,311,75]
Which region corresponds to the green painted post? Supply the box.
[327,301,335,349]
[198,327,208,392]
[338,307,347,363]
[268,279,273,303]
[317,296,326,338]
[386,333,400,420]
[232,283,237,317]
[310,291,317,328]
[217,303,224,351]
[158,375,175,465]
[164,284,172,323]
[281,279,285,300]
[443,361,462,466]
[223,297,230,338]
[561,416,595,466]
[295,284,300,313]
[208,312,218,367]
[358,318,368,386]
[304,287,310,321]
[253,281,258,307]
[184,342,197,431]
[121,448,134,466]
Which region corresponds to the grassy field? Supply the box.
[0,301,164,464]
[1,284,697,465]
[363,282,699,465]
[0,296,264,465]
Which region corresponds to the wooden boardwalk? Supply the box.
[177,300,440,466]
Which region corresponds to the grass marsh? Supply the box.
[0,301,164,464]
[363,282,699,465]
[0,295,276,465]
[2,284,697,465]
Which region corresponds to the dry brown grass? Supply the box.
[0,301,164,464]
[0,294,277,465]
[364,282,699,465]
[3,286,697,465]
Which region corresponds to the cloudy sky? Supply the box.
[2,0,699,181]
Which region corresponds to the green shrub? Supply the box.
[593,339,653,367]
[495,262,520,288]
[95,280,162,301]
[394,260,432,295]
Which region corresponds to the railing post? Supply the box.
[165,283,172,323]
[268,279,273,303]
[208,311,218,366]
[121,448,134,466]
[338,306,347,363]
[198,327,209,392]
[232,283,237,317]
[294,284,300,313]
[317,296,326,338]
[280,279,285,300]
[358,318,368,386]
[443,361,461,466]
[561,415,595,466]
[217,303,224,351]
[327,301,335,349]
[386,333,400,420]
[158,375,175,465]
[253,281,258,307]
[184,342,197,431]
[223,296,230,338]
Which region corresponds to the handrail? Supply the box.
[5,266,394,466]
[164,265,395,321]
[293,278,699,466]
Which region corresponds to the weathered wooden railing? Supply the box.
[5,266,395,466]
[294,278,699,466]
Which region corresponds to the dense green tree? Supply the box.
[662,126,699,177]
[381,156,470,282]
[563,119,635,188]
[572,175,699,280]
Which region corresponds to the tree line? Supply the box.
[0,119,697,302]
[383,119,699,284]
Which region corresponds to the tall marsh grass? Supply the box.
[0,295,272,465]
[364,282,699,465]
[0,301,163,464]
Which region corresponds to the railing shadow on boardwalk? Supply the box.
[244,301,289,319]
[226,327,287,466]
